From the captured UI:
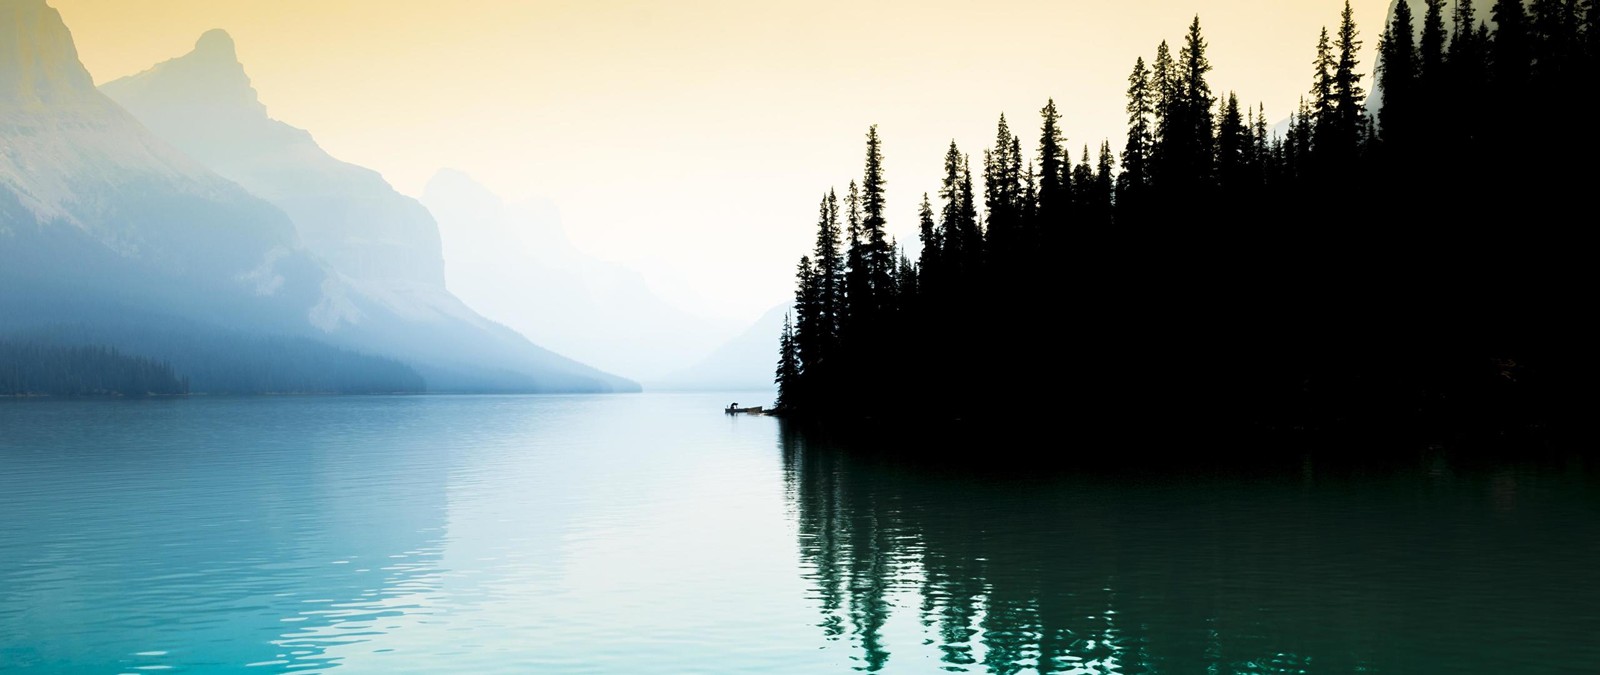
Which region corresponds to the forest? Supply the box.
[0,322,426,396]
[776,0,1596,432]
[0,341,188,397]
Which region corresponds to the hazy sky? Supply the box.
[52,0,1389,323]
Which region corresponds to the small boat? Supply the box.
[724,405,765,414]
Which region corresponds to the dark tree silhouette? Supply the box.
[774,6,1592,433]
[1421,0,1449,82]
[775,312,800,410]
[1037,99,1069,237]
[1378,0,1420,139]
[861,126,895,317]
[1119,56,1154,222]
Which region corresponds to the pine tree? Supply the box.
[1421,0,1448,81]
[1449,0,1489,106]
[1157,17,1216,194]
[1152,41,1176,140]
[843,180,867,333]
[861,125,894,312]
[1150,41,1177,188]
[982,114,1023,268]
[958,156,981,270]
[1010,134,1031,248]
[1251,103,1271,189]
[1311,27,1338,154]
[1037,99,1068,230]
[1072,145,1094,211]
[917,192,939,293]
[794,256,821,369]
[1217,92,1248,194]
[1333,2,1367,155]
[1378,0,1420,139]
[1152,21,1219,199]
[775,312,801,410]
[812,190,843,346]
[1453,0,1479,42]
[896,249,918,303]
[1022,160,1039,224]
[1093,140,1116,225]
[938,142,966,281]
[1120,57,1154,200]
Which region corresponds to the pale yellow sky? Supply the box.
[51,0,1389,322]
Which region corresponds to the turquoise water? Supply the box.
[1,394,1597,673]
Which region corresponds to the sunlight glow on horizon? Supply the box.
[50,0,1391,323]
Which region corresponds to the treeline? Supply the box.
[777,1,1595,431]
[5,322,427,395]
[0,341,188,397]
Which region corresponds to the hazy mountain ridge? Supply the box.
[652,303,787,392]
[101,30,446,289]
[1,1,635,393]
[424,170,740,383]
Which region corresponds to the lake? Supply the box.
[2,394,1597,673]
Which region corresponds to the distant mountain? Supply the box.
[651,304,787,392]
[101,30,445,290]
[1,3,633,393]
[422,170,738,382]
[2,1,331,336]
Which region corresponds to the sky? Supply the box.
[51,0,1391,324]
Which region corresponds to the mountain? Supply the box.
[2,2,634,393]
[101,30,444,290]
[2,0,330,333]
[652,304,787,392]
[422,170,738,382]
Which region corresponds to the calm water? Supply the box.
[1,394,1597,674]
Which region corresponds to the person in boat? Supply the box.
[726,402,739,413]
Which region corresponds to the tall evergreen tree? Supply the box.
[1152,42,1176,136]
[1453,0,1479,40]
[1379,0,1420,138]
[1093,141,1116,225]
[812,190,843,345]
[1152,20,1216,199]
[843,180,867,333]
[896,249,918,303]
[917,192,939,292]
[982,114,1024,268]
[1037,99,1069,229]
[1333,2,1367,155]
[794,256,821,369]
[958,156,981,269]
[861,126,894,311]
[1217,92,1248,194]
[1421,0,1449,81]
[1011,134,1032,246]
[1072,145,1094,209]
[938,142,966,280]
[1150,41,1177,188]
[1120,57,1155,205]
[775,312,800,410]
[1022,160,1039,224]
[1311,27,1338,153]
[1449,0,1489,103]
[1251,103,1271,188]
